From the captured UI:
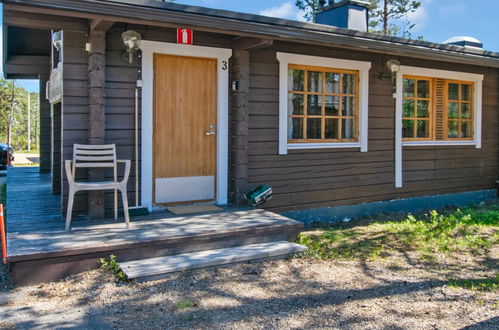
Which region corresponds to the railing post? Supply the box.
[0,204,7,264]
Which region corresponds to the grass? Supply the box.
[447,274,498,292]
[297,202,499,261]
[175,299,197,310]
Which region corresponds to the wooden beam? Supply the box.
[232,37,273,51]
[90,19,115,32]
[230,49,250,204]
[87,30,107,219]
[4,10,86,31]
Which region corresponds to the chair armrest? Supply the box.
[65,160,74,183]
[116,160,131,184]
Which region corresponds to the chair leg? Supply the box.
[114,189,118,219]
[65,189,75,232]
[121,187,130,229]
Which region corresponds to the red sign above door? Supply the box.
[177,28,193,45]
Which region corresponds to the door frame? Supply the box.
[141,40,231,210]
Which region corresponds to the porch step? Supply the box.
[121,241,307,282]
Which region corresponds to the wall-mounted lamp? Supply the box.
[52,31,63,51]
[122,30,142,64]
[379,59,401,81]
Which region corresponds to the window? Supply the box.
[277,52,371,155]
[395,66,483,189]
[287,65,359,142]
[446,81,473,139]
[402,76,432,140]
[401,75,476,142]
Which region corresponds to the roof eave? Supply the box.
[4,0,499,68]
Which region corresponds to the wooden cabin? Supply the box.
[4,0,497,219]
[2,0,498,284]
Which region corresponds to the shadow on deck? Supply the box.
[5,167,303,286]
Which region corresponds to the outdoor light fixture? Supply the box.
[386,59,401,75]
[52,31,63,51]
[122,30,142,64]
[379,59,401,81]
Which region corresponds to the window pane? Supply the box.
[417,80,430,98]
[342,119,355,139]
[402,120,415,138]
[308,71,322,92]
[288,117,303,139]
[448,120,459,138]
[417,100,430,118]
[416,120,430,138]
[461,121,472,138]
[461,103,471,119]
[448,102,459,119]
[325,72,340,94]
[342,74,356,94]
[342,97,355,116]
[448,83,459,100]
[403,79,415,97]
[325,118,339,139]
[403,100,414,117]
[461,84,471,101]
[287,93,304,115]
[324,95,339,116]
[307,95,322,115]
[307,118,322,139]
[288,69,304,91]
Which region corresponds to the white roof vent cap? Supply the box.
[443,36,483,49]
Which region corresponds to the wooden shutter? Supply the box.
[434,78,445,140]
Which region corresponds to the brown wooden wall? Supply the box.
[6,6,496,215]
[246,42,498,212]
[61,23,234,215]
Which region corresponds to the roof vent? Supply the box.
[443,36,483,50]
[316,0,369,32]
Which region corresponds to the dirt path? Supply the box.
[0,252,497,329]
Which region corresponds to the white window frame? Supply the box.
[394,66,484,188]
[277,52,371,155]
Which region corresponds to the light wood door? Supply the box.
[153,54,217,203]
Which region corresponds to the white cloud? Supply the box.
[406,0,432,32]
[259,1,306,21]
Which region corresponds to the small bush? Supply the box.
[100,255,128,282]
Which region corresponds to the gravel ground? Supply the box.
[0,250,497,329]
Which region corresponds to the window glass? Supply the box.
[307,118,322,139]
[287,65,359,142]
[402,77,431,139]
[288,69,304,91]
[288,93,304,115]
[308,71,322,93]
[446,81,473,139]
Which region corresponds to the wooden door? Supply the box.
[153,54,217,204]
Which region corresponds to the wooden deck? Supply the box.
[5,167,303,285]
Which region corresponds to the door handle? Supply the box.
[205,124,216,136]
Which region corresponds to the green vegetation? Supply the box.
[298,203,498,261]
[0,79,40,151]
[100,255,128,282]
[175,299,197,310]
[0,183,6,205]
[447,274,498,292]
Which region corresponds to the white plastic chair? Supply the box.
[65,144,131,231]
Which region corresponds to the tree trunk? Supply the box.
[383,0,388,35]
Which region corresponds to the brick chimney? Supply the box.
[316,0,370,32]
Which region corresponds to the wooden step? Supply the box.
[121,241,307,282]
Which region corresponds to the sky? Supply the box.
[3,0,499,92]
